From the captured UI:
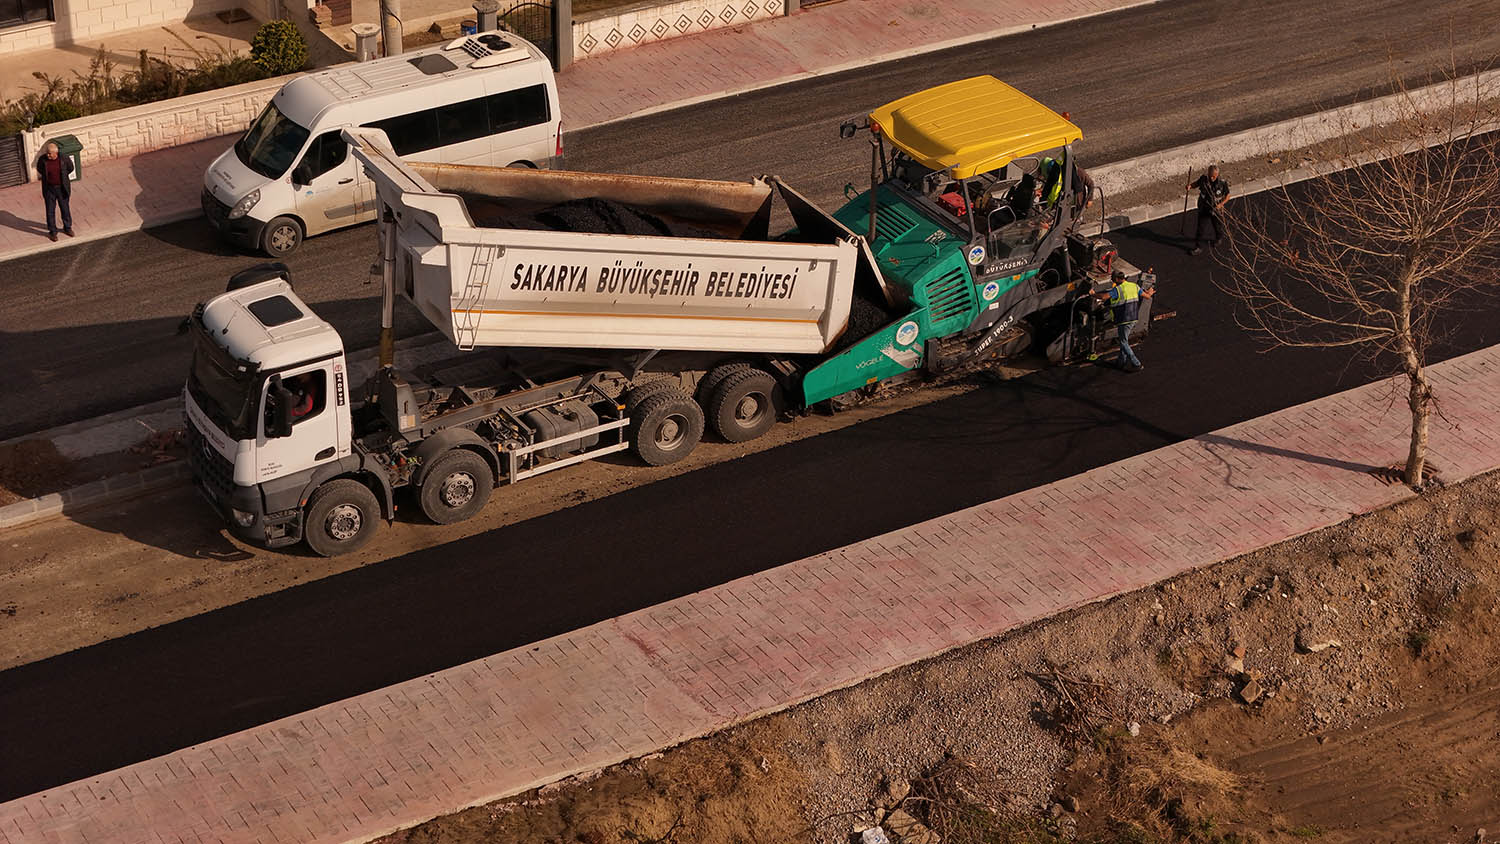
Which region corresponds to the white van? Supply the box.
[202,32,562,257]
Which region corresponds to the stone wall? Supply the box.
[573,0,785,60]
[21,72,293,176]
[0,0,246,55]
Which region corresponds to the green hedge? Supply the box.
[0,21,311,138]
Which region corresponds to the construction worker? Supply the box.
[1038,156,1066,208]
[1098,270,1143,372]
[1186,164,1230,255]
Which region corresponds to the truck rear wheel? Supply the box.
[624,379,678,411]
[695,362,751,404]
[303,479,380,557]
[708,368,780,443]
[418,448,494,525]
[629,390,703,466]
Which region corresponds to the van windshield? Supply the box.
[235,101,311,179]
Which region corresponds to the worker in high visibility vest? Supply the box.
[1039,157,1064,207]
[1099,269,1144,372]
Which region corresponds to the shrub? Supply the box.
[250,20,308,77]
[0,42,277,137]
[32,100,81,125]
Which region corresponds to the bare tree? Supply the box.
[1217,70,1500,487]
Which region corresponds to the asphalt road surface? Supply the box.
[3,0,1500,438]
[3,189,1497,799]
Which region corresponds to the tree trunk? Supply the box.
[1404,366,1430,487]
[1395,267,1429,489]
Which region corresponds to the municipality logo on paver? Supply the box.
[895,320,920,346]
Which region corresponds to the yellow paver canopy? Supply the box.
[870,76,1082,180]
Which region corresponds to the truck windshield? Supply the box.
[235,101,310,179]
[187,330,260,441]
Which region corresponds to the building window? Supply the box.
[0,0,53,28]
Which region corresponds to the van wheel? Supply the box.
[708,369,780,443]
[303,479,380,557]
[262,216,303,257]
[418,449,494,524]
[629,389,703,466]
[506,160,538,169]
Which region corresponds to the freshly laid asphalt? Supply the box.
[2,187,1496,800]
[4,0,1500,438]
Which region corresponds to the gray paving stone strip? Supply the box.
[3,345,1496,844]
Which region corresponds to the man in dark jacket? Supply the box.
[36,141,75,242]
[1185,164,1229,255]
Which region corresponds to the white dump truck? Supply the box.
[184,78,1157,556]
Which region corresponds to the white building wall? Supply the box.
[0,0,247,55]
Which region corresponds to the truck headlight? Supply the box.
[231,508,256,527]
[227,189,260,220]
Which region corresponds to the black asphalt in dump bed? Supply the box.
[1,199,1496,801]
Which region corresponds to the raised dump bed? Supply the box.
[347,128,863,354]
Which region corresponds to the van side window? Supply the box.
[435,98,491,147]
[488,85,549,134]
[367,110,440,156]
[363,85,550,157]
[300,131,348,181]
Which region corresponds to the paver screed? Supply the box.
[3,347,1498,844]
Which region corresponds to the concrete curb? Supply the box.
[1086,69,1500,203]
[0,461,189,530]
[0,331,457,533]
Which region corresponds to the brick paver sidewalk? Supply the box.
[5,346,1496,844]
[0,0,1154,263]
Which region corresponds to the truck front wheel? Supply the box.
[418,449,494,524]
[629,390,704,466]
[303,479,380,557]
[708,369,780,443]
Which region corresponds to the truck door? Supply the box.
[255,363,340,485]
[292,129,371,235]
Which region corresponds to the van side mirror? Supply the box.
[291,163,313,186]
[267,374,294,438]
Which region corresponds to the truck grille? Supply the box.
[925,267,972,323]
[874,203,921,243]
[201,188,230,224]
[186,418,235,502]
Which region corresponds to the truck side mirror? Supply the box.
[267,374,294,438]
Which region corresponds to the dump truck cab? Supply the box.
[183,268,395,549]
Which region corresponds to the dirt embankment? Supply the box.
[379,471,1500,844]
[0,430,183,507]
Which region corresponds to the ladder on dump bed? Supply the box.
[453,244,501,350]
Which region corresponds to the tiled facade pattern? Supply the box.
[574,0,783,58]
[3,346,1496,844]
